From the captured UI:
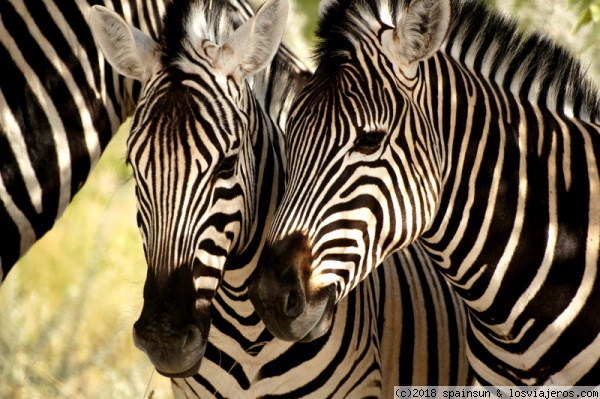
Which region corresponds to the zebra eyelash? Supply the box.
[119,156,135,185]
[352,129,387,154]
[214,155,238,179]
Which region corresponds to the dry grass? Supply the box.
[0,125,173,399]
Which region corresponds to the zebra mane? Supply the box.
[160,0,239,64]
[253,45,312,130]
[315,0,600,123]
[156,0,309,127]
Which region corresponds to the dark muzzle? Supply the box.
[133,266,209,377]
[249,232,336,342]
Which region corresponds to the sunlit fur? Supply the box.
[126,1,281,378]
[265,0,600,385]
[0,0,166,283]
[124,0,471,395]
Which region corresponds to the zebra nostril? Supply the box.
[283,288,305,319]
[181,325,202,352]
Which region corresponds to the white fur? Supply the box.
[90,0,288,85]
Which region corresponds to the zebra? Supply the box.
[91,0,470,395]
[248,0,600,386]
[0,0,168,284]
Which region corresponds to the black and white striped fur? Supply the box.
[92,0,470,395]
[0,0,167,283]
[249,0,600,386]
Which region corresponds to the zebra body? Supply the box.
[249,0,600,386]
[0,0,167,282]
[91,0,469,395]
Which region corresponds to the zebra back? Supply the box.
[0,0,167,283]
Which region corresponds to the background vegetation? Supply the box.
[0,129,173,398]
[0,0,598,398]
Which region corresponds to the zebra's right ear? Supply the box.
[89,5,160,82]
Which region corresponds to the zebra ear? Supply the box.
[89,5,160,82]
[384,0,451,67]
[213,0,288,83]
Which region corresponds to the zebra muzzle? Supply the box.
[133,264,210,377]
[249,232,336,342]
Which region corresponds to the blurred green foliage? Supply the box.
[295,0,319,43]
[470,0,600,82]
[571,0,600,31]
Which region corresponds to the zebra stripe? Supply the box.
[93,0,470,395]
[250,0,600,386]
[0,0,167,282]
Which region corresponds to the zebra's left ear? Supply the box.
[213,0,288,83]
[383,0,451,68]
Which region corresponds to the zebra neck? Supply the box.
[229,49,309,267]
[419,44,600,339]
[416,47,600,383]
[225,106,285,288]
[251,47,312,133]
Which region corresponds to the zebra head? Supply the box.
[90,0,288,377]
[249,0,451,341]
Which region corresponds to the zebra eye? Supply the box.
[352,131,386,154]
[215,155,237,179]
